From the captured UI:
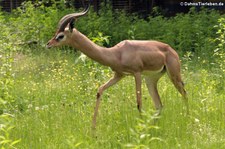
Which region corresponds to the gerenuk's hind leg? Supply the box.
[166,57,189,114]
[145,73,164,116]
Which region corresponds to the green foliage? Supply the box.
[0,114,21,149]
[0,1,225,148]
[214,17,225,73]
[7,1,223,60]
[0,11,16,108]
[0,45,14,106]
[125,111,166,149]
[145,7,219,58]
[9,0,73,49]
[90,32,110,47]
[0,12,20,149]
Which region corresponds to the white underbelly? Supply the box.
[121,66,165,76]
[142,66,165,76]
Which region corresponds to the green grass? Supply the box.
[9,49,225,149]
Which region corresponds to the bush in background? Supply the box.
[0,11,21,148]
[6,1,223,61]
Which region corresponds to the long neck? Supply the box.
[69,29,113,66]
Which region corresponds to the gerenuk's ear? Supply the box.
[69,19,75,33]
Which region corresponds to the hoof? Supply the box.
[153,107,162,117]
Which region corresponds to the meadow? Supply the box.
[0,1,225,149]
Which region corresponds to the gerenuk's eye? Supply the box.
[56,35,64,41]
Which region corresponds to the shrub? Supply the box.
[0,11,20,149]
[9,1,73,48]
[7,1,224,61]
[214,17,225,72]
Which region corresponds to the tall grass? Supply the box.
[10,49,225,148]
[0,1,224,148]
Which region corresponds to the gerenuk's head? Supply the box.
[46,4,89,48]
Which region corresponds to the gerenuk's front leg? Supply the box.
[92,73,123,129]
[134,72,142,113]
